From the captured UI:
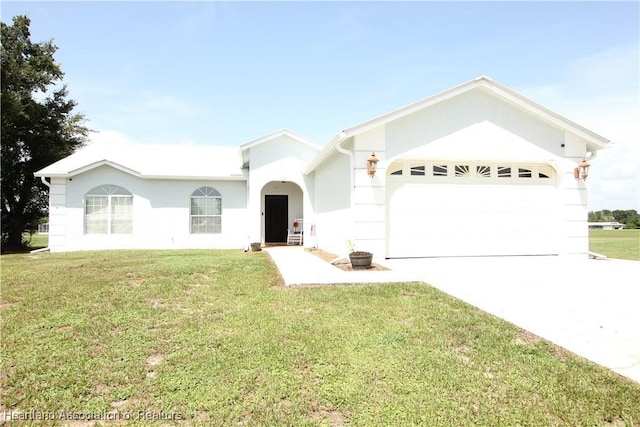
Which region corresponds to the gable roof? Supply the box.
[239,128,320,152]
[35,141,246,180]
[36,129,321,180]
[304,76,610,174]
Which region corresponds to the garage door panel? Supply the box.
[389,232,557,257]
[387,173,559,257]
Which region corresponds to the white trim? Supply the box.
[71,160,141,177]
[189,187,223,235]
[346,76,609,147]
[37,163,247,181]
[240,128,321,152]
[140,174,247,181]
[84,186,133,235]
[303,132,347,175]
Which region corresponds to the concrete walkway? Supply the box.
[265,246,640,384]
[264,246,419,285]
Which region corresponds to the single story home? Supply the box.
[35,76,609,257]
[588,222,625,230]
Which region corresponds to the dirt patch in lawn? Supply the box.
[514,329,542,347]
[146,353,163,367]
[305,248,389,271]
[309,408,347,426]
[146,353,164,379]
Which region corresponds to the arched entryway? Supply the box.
[261,181,303,244]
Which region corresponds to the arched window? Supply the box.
[85,185,133,234]
[190,187,222,234]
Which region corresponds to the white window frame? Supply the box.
[85,185,133,234]
[190,186,222,234]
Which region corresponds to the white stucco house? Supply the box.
[35,76,609,257]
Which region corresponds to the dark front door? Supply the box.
[265,195,288,243]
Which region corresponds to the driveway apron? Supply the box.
[382,256,640,384]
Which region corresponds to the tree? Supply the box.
[1,15,89,251]
[588,209,615,222]
[613,210,640,229]
[588,209,640,229]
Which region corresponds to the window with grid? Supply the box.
[190,187,222,234]
[85,185,133,234]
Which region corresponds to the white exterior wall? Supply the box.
[560,132,590,256]
[311,149,353,255]
[53,165,248,252]
[384,89,565,160]
[343,88,594,258]
[352,127,387,256]
[244,134,317,244]
[48,178,67,252]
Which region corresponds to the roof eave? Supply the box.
[304,78,490,175]
[33,171,69,179]
[34,159,142,179]
[346,78,483,138]
[302,131,347,175]
[34,172,248,181]
[479,79,610,150]
[140,174,247,181]
[35,160,248,181]
[304,76,611,174]
[240,128,321,152]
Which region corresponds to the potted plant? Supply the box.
[346,239,373,269]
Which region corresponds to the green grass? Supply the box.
[590,229,640,261]
[2,250,639,426]
[24,233,49,250]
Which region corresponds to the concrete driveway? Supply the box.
[382,256,640,384]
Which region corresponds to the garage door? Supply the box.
[386,161,560,258]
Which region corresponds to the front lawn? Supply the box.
[2,250,639,425]
[24,232,48,250]
[590,229,640,261]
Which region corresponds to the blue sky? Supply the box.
[2,1,639,210]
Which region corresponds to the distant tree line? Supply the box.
[588,210,640,229]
